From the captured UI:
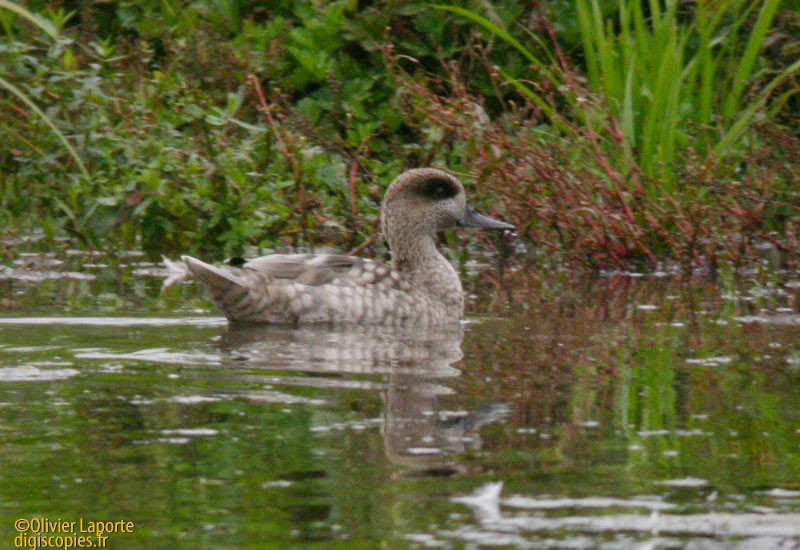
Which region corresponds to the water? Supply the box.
[1,254,800,548]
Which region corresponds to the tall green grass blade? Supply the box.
[431,4,561,87]
[0,76,90,178]
[722,0,781,117]
[0,121,45,156]
[621,58,635,163]
[520,27,559,68]
[601,14,620,103]
[0,0,58,40]
[767,88,800,119]
[0,2,86,176]
[694,0,713,128]
[53,197,78,227]
[431,4,578,134]
[574,0,599,85]
[715,57,800,156]
[501,72,574,135]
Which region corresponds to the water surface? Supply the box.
[1,255,799,548]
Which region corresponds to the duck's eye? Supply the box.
[419,178,458,200]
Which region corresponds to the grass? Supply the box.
[0,0,799,271]
[441,0,800,188]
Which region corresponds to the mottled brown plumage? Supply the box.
[182,168,513,326]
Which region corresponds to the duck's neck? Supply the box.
[389,234,463,305]
[390,234,440,272]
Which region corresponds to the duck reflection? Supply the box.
[218,323,509,472]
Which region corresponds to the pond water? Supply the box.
[1,253,799,548]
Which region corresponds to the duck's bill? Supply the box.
[458,206,515,231]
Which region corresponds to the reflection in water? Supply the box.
[1,267,800,548]
[218,323,509,472]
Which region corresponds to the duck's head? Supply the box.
[381,168,513,255]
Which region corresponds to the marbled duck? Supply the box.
[182,168,513,326]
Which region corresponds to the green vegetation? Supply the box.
[575,0,799,180]
[1,0,798,270]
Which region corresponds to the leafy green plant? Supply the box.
[1,0,798,270]
[0,1,88,177]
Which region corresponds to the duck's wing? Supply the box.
[243,253,389,287]
[183,253,402,324]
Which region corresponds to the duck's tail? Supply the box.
[182,256,247,288]
[182,256,274,322]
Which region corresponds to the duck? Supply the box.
[182,168,513,327]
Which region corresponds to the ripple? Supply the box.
[0,268,96,282]
[444,512,800,540]
[161,428,219,437]
[0,366,80,382]
[0,317,226,327]
[504,495,676,511]
[735,315,800,326]
[168,395,224,405]
[763,489,800,498]
[74,348,220,365]
[655,477,708,487]
[686,356,733,367]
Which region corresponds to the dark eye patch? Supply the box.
[418,177,459,200]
